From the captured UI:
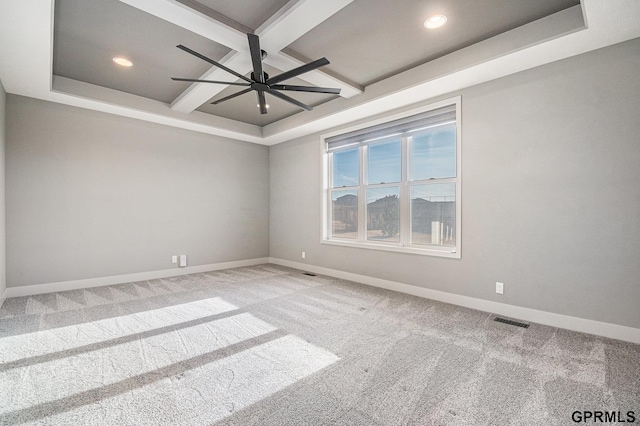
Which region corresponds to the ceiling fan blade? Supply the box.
[177,44,252,84]
[267,89,312,111]
[171,77,250,87]
[266,58,330,85]
[257,90,267,114]
[211,88,253,105]
[247,34,265,83]
[270,84,341,95]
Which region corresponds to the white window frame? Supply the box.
[321,96,462,258]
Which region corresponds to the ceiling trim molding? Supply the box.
[120,0,360,114]
[170,50,252,113]
[263,51,363,98]
[53,76,265,143]
[261,4,590,144]
[119,0,247,52]
[256,0,352,53]
[1,0,639,146]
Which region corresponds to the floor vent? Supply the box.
[494,317,530,328]
[302,272,317,277]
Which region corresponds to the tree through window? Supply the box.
[323,99,461,258]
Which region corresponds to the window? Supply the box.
[322,98,461,258]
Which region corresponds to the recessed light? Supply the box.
[424,15,447,29]
[257,104,270,109]
[112,57,133,67]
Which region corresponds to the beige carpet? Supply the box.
[0,264,638,425]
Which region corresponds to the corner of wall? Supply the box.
[0,79,7,302]
[0,287,6,310]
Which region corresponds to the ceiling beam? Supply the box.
[6,0,639,147]
[118,0,253,113]
[256,0,351,52]
[264,51,362,98]
[118,0,247,52]
[53,76,264,143]
[124,0,359,113]
[170,50,252,113]
[257,0,362,98]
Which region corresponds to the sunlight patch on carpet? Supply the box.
[0,297,238,364]
[0,310,282,414]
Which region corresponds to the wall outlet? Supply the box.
[301,251,306,259]
[179,255,187,267]
[171,255,178,264]
[496,282,504,295]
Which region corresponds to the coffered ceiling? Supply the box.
[1,0,639,145]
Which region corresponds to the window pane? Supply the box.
[367,140,401,184]
[366,187,400,243]
[331,190,358,239]
[411,183,455,246]
[332,148,359,188]
[412,127,456,181]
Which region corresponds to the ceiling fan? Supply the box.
[172,33,341,114]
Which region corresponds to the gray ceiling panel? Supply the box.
[53,0,231,104]
[52,0,581,126]
[190,0,290,31]
[286,0,580,86]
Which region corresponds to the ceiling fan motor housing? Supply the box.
[172,33,340,114]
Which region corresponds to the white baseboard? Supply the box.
[269,257,640,344]
[5,256,638,344]
[5,257,270,299]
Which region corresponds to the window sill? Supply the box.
[321,238,461,259]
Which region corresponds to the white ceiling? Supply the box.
[1,0,639,146]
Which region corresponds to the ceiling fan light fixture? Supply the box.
[173,33,340,115]
[112,57,133,67]
[424,15,447,29]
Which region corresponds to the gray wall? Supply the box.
[0,81,5,298]
[270,38,640,329]
[6,96,269,287]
